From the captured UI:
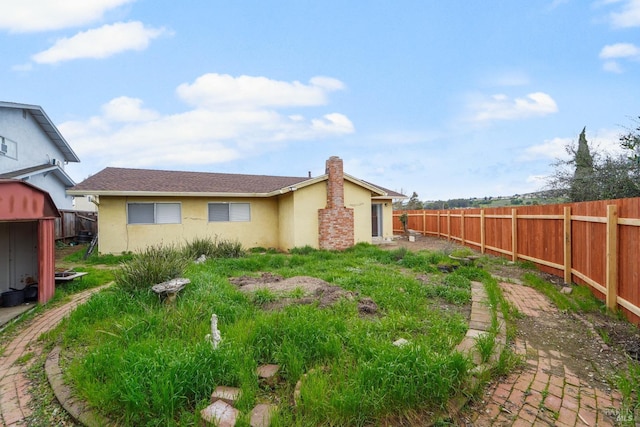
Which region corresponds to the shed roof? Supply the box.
[0,101,80,163]
[0,179,60,220]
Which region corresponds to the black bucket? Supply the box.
[24,284,38,302]
[1,288,25,307]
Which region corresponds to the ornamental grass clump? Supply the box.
[115,244,190,293]
[183,236,245,260]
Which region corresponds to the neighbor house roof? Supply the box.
[0,163,75,187]
[67,167,405,199]
[0,101,80,163]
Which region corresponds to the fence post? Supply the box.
[511,208,518,262]
[447,211,451,241]
[563,206,572,285]
[461,210,465,245]
[422,210,426,236]
[480,209,485,254]
[606,204,618,311]
[437,211,441,237]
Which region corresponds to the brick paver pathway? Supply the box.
[469,282,623,426]
[0,286,107,427]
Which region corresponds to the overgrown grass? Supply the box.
[60,243,482,426]
[63,246,134,265]
[522,272,604,313]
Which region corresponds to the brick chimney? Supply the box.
[318,156,354,250]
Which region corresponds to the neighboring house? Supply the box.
[0,101,80,210]
[67,156,405,254]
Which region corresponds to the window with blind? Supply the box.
[208,203,251,222]
[127,203,181,224]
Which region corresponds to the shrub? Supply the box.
[183,236,245,260]
[289,245,316,255]
[115,244,190,293]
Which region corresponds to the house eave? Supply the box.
[65,190,280,198]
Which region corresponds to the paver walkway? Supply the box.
[469,282,623,426]
[0,286,107,427]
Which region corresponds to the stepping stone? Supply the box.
[200,400,239,427]
[256,364,280,387]
[210,386,241,405]
[250,403,276,427]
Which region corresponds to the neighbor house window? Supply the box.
[127,203,181,224]
[208,203,250,222]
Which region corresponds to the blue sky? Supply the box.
[1,1,639,200]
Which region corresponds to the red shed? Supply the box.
[0,179,60,305]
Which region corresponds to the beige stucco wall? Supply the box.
[344,181,374,244]
[95,180,391,254]
[97,196,280,254]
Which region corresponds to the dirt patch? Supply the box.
[230,273,378,315]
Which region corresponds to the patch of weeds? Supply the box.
[13,351,35,366]
[65,249,133,265]
[289,245,316,255]
[391,246,408,261]
[617,360,640,417]
[24,351,77,427]
[475,333,495,363]
[288,287,306,299]
[523,273,603,313]
[252,288,277,305]
[517,260,538,270]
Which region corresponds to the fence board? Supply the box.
[394,197,640,325]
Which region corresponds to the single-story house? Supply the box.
[0,179,60,304]
[67,156,405,254]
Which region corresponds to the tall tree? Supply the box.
[404,192,423,210]
[570,127,597,202]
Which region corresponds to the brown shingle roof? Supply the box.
[69,167,310,195]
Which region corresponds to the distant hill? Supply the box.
[412,189,569,210]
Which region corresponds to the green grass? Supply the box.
[57,242,486,426]
[522,272,604,313]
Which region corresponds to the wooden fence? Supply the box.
[54,210,97,241]
[393,198,640,324]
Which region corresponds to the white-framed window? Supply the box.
[127,203,181,224]
[208,203,251,222]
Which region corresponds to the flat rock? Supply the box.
[200,400,239,427]
[250,403,276,427]
[211,385,241,405]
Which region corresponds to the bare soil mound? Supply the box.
[230,273,378,314]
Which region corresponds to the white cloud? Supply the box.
[520,137,572,161]
[469,92,559,122]
[0,0,135,33]
[59,74,353,174]
[599,43,639,72]
[520,128,625,162]
[101,97,160,122]
[176,74,345,109]
[600,42,640,58]
[609,0,640,28]
[31,21,168,64]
